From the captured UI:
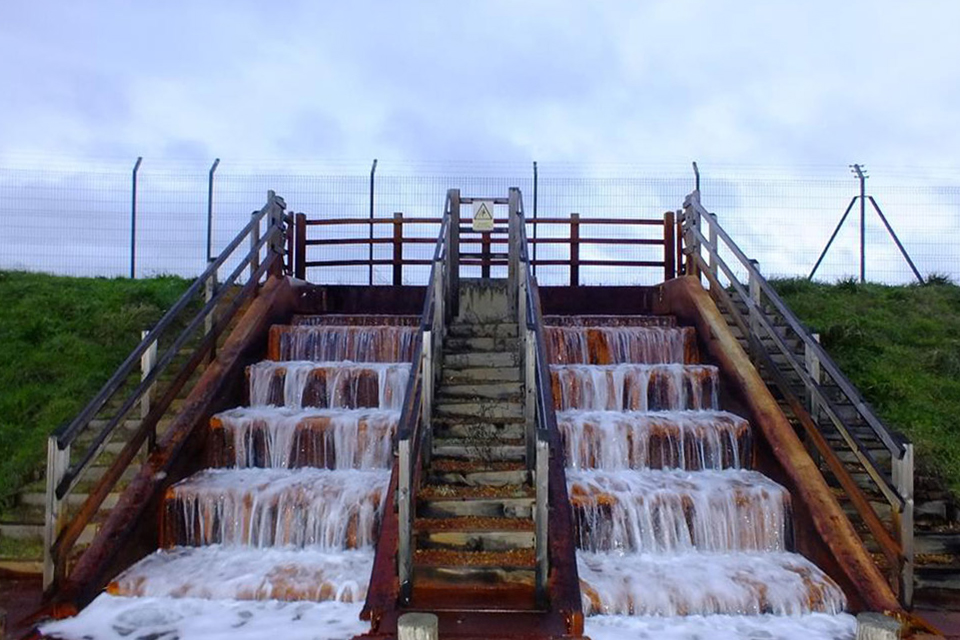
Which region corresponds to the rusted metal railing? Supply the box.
[44,191,293,592]
[680,189,914,606]
[294,208,677,286]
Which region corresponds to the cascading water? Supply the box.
[547,319,856,640]
[44,320,408,640]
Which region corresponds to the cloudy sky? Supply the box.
[2,0,959,168]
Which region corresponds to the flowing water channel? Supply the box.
[43,322,414,640]
[546,319,857,640]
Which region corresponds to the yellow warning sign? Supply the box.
[472,200,494,232]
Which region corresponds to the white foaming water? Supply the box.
[111,546,373,603]
[546,326,692,364]
[551,364,718,411]
[276,325,417,362]
[248,360,410,410]
[41,595,368,640]
[578,551,846,616]
[559,410,750,471]
[569,469,789,553]
[169,468,389,549]
[584,612,856,640]
[214,407,398,469]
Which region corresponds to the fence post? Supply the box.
[570,213,580,286]
[295,213,307,280]
[663,211,676,281]
[43,437,70,590]
[393,212,404,286]
[267,192,285,278]
[893,444,915,607]
[422,334,433,466]
[129,157,142,279]
[481,231,491,278]
[535,438,549,605]
[676,212,684,276]
[205,158,220,263]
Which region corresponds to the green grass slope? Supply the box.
[772,277,960,492]
[0,271,190,507]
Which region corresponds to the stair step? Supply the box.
[19,491,120,510]
[437,382,523,402]
[917,533,960,556]
[418,494,535,519]
[435,401,524,420]
[447,323,519,339]
[432,438,526,462]
[443,352,518,369]
[442,367,522,384]
[428,465,530,487]
[414,548,535,569]
[416,527,535,552]
[445,337,519,353]
[433,421,525,440]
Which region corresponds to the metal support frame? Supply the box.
[809,164,923,284]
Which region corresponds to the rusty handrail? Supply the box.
[295,209,676,285]
[43,191,292,592]
[680,188,914,606]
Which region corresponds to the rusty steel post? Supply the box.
[570,213,580,286]
[393,212,403,286]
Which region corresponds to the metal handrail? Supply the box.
[43,191,291,591]
[680,188,914,606]
[511,187,554,604]
[396,190,452,603]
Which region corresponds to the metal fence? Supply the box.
[1,158,957,285]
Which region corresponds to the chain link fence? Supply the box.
[1,159,957,286]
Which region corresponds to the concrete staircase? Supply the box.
[410,280,540,610]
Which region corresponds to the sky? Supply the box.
[2,0,960,168]
[0,1,958,284]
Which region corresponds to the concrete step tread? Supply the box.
[413,548,535,569]
[442,367,522,384]
[420,484,533,500]
[415,516,535,533]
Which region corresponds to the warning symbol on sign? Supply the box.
[472,200,495,232]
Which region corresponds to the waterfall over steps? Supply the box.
[45,320,412,640]
[546,318,856,639]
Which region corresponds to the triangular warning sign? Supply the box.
[473,200,494,231]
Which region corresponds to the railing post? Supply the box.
[508,189,521,312]
[708,212,719,287]
[267,191,285,279]
[204,267,219,363]
[398,438,412,604]
[249,209,261,290]
[481,231,491,278]
[682,198,701,279]
[893,443,915,607]
[447,190,460,320]
[663,211,676,281]
[676,212,684,276]
[748,260,761,362]
[393,212,404,286]
[43,437,70,590]
[422,332,433,466]
[295,213,307,280]
[802,333,822,465]
[525,328,536,466]
[140,330,159,450]
[535,438,549,605]
[570,213,580,286]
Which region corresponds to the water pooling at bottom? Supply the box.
[584,612,857,640]
[40,595,369,640]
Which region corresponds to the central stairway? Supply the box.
[410,279,539,611]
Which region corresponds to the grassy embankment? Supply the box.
[0,271,190,509]
[772,277,960,493]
